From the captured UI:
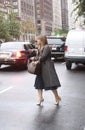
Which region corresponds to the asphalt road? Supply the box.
[0,62,85,130]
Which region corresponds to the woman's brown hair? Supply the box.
[36,35,48,50]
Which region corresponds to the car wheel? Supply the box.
[66,61,72,70]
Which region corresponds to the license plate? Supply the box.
[52,47,56,50]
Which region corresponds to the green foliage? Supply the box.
[7,13,20,39]
[54,28,68,37]
[0,12,20,41]
[21,18,36,34]
[73,0,85,23]
[0,12,11,41]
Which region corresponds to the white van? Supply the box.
[64,29,85,70]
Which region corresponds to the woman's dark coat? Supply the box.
[39,45,61,89]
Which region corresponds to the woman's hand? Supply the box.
[30,57,35,61]
[34,49,38,54]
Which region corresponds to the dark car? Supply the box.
[47,36,66,59]
[0,41,35,68]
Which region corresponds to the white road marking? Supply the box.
[0,86,13,94]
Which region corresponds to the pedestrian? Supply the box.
[30,35,61,106]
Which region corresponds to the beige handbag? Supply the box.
[27,60,41,75]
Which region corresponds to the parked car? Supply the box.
[47,36,66,59]
[64,29,85,70]
[0,41,35,68]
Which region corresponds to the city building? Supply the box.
[0,1,5,14]
[35,0,53,35]
[12,0,35,41]
[52,0,62,32]
[0,0,11,18]
[0,0,70,41]
[0,0,36,41]
[12,0,35,22]
[61,0,68,31]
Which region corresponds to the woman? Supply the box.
[31,35,61,105]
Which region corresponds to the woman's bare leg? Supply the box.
[52,89,61,105]
[37,89,44,105]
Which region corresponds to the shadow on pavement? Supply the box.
[0,65,27,72]
[71,64,85,72]
[32,106,60,130]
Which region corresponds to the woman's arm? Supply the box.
[40,45,51,62]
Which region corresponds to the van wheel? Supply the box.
[66,61,72,70]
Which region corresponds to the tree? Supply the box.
[54,28,68,37]
[73,0,85,23]
[0,12,21,41]
[0,12,11,41]
[7,13,21,40]
[21,18,36,41]
[21,18,36,33]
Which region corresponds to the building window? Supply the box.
[37,14,41,18]
[37,20,41,24]
[37,10,40,14]
[13,2,18,6]
[14,9,18,13]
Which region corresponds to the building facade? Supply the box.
[35,0,53,35]
[61,0,68,31]
[0,0,36,41]
[52,0,62,31]
[12,0,35,41]
[0,0,10,15]
[0,0,70,40]
[12,0,35,22]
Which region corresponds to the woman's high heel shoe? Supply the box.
[36,98,44,105]
[55,97,61,105]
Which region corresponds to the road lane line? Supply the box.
[0,86,13,94]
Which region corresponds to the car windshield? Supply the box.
[47,38,64,45]
[0,42,25,51]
